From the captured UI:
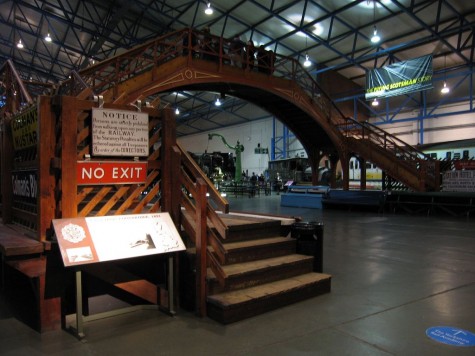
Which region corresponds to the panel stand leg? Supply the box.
[168,255,175,315]
[68,269,85,340]
[160,254,176,316]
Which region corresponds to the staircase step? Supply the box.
[207,254,314,294]
[207,272,332,324]
[186,236,296,264]
[222,236,297,264]
[219,215,283,240]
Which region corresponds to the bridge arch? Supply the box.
[64,28,438,191]
[110,57,346,185]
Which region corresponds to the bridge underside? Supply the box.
[60,27,438,193]
[174,82,335,151]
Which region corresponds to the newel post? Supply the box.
[160,108,176,216]
[195,177,208,317]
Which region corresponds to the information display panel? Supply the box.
[52,213,185,267]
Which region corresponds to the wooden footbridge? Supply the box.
[0,28,440,331]
[59,28,440,192]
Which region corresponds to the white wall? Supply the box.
[370,102,475,145]
[178,118,274,176]
[178,101,474,167]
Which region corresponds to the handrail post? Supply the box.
[195,177,208,317]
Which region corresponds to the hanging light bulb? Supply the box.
[441,81,450,94]
[215,98,221,106]
[303,34,312,68]
[371,98,379,107]
[175,107,180,115]
[17,39,24,49]
[303,54,311,67]
[370,1,381,44]
[371,26,381,43]
[45,33,52,42]
[440,55,450,94]
[205,2,213,15]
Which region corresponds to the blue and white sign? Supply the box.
[426,326,475,347]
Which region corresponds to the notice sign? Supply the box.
[443,170,475,192]
[12,170,38,203]
[77,161,148,185]
[92,108,149,157]
[52,213,186,267]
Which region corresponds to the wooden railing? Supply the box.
[55,27,438,190]
[172,142,229,316]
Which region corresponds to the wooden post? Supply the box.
[0,116,13,223]
[37,96,57,241]
[60,96,79,218]
[160,108,176,216]
[360,157,367,190]
[329,152,342,190]
[434,160,440,192]
[37,96,62,331]
[195,178,207,317]
[170,146,182,225]
[340,152,350,191]
[308,148,321,185]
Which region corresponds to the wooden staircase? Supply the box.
[182,214,332,324]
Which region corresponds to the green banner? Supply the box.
[365,54,433,100]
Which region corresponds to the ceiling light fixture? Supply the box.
[175,107,180,115]
[371,26,381,44]
[304,54,311,67]
[303,34,312,68]
[441,82,450,94]
[372,98,379,107]
[370,1,381,44]
[441,55,450,94]
[215,98,221,106]
[205,2,213,15]
[45,33,52,42]
[17,39,24,49]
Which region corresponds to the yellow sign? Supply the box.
[11,106,38,150]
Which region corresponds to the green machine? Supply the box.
[208,133,244,182]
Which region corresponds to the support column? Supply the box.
[329,152,342,189]
[339,152,349,191]
[308,148,322,185]
[360,157,367,191]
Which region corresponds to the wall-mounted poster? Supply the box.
[52,213,185,267]
[11,106,38,150]
[91,108,149,157]
[365,54,433,100]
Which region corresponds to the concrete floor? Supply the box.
[1,194,475,355]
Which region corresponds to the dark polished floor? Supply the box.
[1,194,475,355]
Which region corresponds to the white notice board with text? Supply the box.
[52,213,185,267]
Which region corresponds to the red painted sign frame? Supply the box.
[77,161,148,185]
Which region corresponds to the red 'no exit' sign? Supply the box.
[77,161,148,185]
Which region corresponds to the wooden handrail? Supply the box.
[176,142,229,214]
[171,142,229,317]
[58,27,438,190]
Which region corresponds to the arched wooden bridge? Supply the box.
[0,28,442,326]
[31,29,443,191]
